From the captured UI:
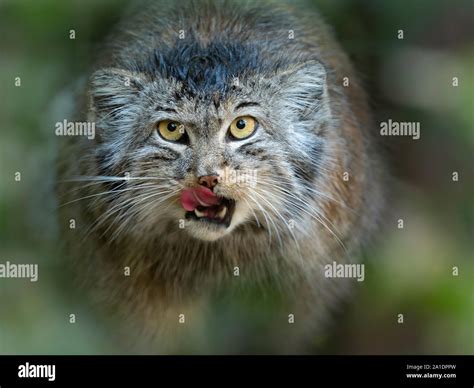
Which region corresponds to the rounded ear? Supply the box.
[274,60,330,122]
[89,68,148,127]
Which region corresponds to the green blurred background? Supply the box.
[0,0,473,354]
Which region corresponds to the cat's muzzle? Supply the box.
[184,197,236,228]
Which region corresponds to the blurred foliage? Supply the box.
[0,0,473,354]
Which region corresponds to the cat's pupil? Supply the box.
[167,122,177,132]
[236,119,246,130]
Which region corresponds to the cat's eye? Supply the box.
[157,120,185,142]
[229,116,257,140]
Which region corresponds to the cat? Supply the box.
[57,0,386,353]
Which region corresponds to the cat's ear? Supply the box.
[275,61,330,124]
[89,68,148,127]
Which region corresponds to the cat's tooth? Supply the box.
[194,208,206,218]
[217,206,227,219]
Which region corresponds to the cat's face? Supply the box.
[90,59,330,242]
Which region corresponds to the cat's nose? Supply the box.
[198,174,219,190]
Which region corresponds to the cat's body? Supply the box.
[57,0,385,353]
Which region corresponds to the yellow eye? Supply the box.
[157,120,185,142]
[229,116,257,140]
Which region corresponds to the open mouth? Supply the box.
[181,186,236,228]
[185,197,236,227]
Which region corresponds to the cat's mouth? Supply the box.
[181,187,236,228]
[184,197,236,227]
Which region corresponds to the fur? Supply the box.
[57,0,386,353]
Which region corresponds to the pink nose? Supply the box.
[198,175,219,189]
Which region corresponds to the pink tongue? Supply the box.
[181,187,220,211]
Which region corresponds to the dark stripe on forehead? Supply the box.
[130,34,294,98]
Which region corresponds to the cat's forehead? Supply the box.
[170,92,233,131]
[140,39,263,93]
[141,38,278,114]
[152,80,257,127]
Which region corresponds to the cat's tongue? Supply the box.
[181,187,220,211]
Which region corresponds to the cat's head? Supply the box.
[88,41,331,242]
